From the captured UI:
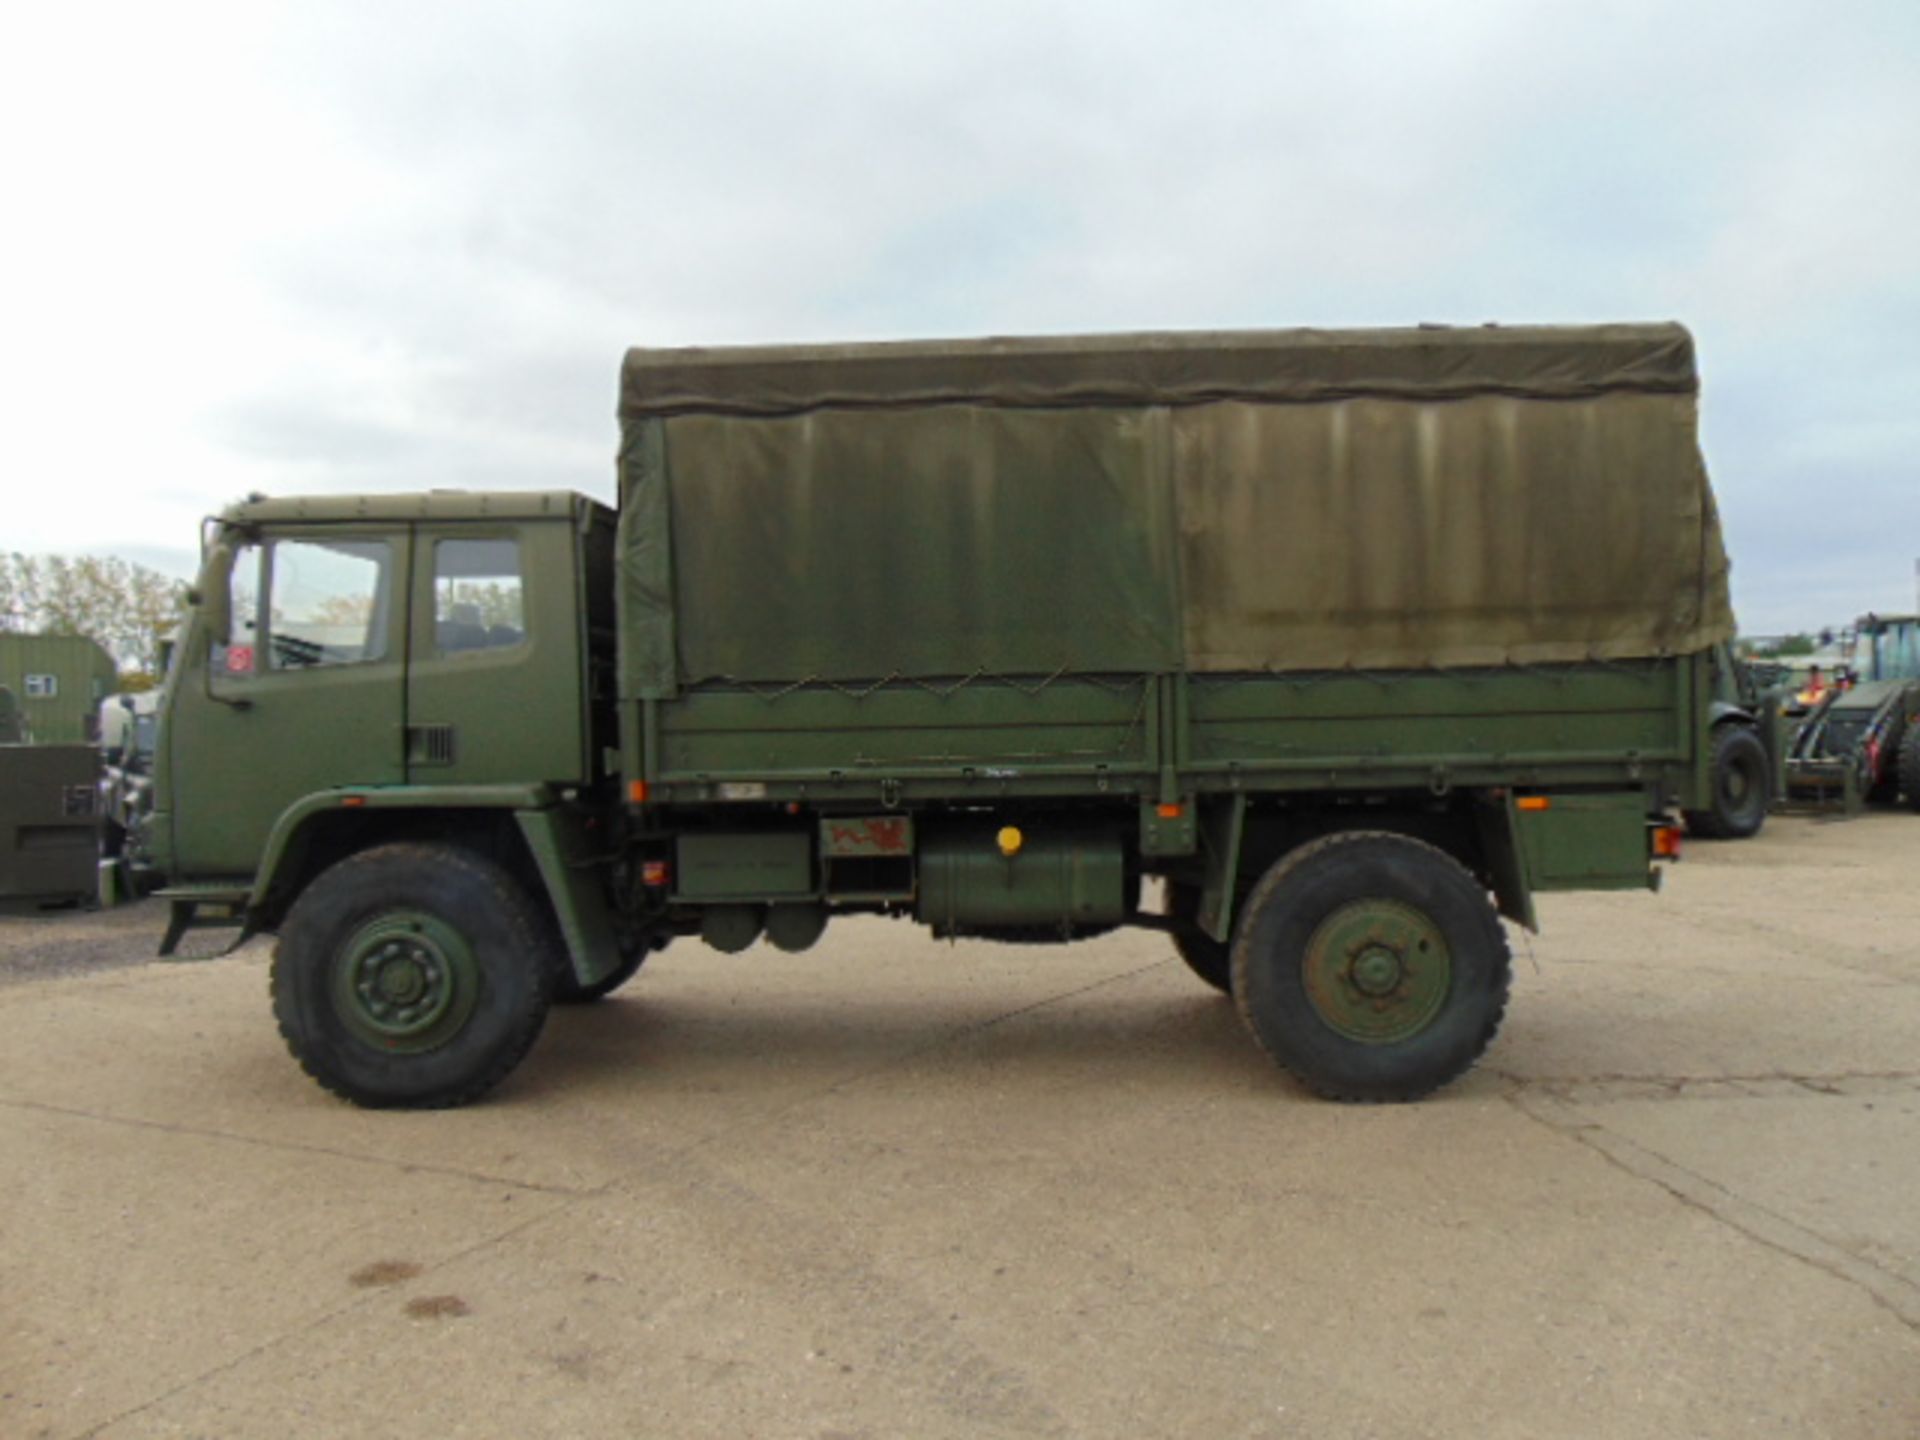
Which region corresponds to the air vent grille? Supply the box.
[407,723,457,767]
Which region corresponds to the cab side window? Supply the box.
[434,539,525,655]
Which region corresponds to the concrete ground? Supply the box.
[1,814,1916,1439]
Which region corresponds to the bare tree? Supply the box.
[0,553,188,677]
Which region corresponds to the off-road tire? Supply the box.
[1167,882,1233,995]
[1684,724,1770,839]
[1900,717,1920,814]
[1231,831,1510,1102]
[271,842,554,1108]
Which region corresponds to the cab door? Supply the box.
[404,522,585,788]
[166,528,408,877]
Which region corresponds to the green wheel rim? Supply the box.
[330,911,480,1053]
[1300,898,1452,1045]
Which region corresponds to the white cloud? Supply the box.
[2,0,1916,631]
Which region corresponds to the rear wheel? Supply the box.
[1684,724,1769,839]
[1167,882,1233,995]
[1231,832,1510,1102]
[271,842,553,1108]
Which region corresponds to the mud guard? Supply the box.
[1474,791,1538,933]
[1196,793,1247,943]
[515,807,624,987]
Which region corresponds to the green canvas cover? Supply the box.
[616,325,1733,695]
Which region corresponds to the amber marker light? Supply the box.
[627,779,650,805]
[1515,796,1551,812]
[340,795,366,808]
[997,826,1024,857]
[1156,803,1185,819]
[1652,826,1684,860]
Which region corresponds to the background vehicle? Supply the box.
[97,689,161,902]
[1784,614,1920,811]
[149,324,1730,1107]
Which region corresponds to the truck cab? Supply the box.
[152,492,616,923]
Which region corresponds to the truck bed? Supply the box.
[646,658,1699,805]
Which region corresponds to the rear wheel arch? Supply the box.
[1232,801,1511,919]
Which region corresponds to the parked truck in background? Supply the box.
[98,688,162,902]
[146,324,1734,1107]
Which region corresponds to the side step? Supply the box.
[154,884,254,958]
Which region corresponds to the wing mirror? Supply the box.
[199,540,236,647]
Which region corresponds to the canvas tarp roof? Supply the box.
[620,324,1699,417]
[616,325,1733,696]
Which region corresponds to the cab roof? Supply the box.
[220,490,603,526]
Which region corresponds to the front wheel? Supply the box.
[271,842,554,1108]
[1231,832,1510,1102]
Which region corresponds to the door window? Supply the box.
[269,539,393,669]
[433,538,525,654]
[214,538,394,676]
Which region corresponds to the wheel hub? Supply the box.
[1349,945,1404,996]
[1301,898,1452,1044]
[331,912,480,1052]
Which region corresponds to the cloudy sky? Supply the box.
[4,0,1916,634]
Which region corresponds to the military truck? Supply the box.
[148,324,1734,1107]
